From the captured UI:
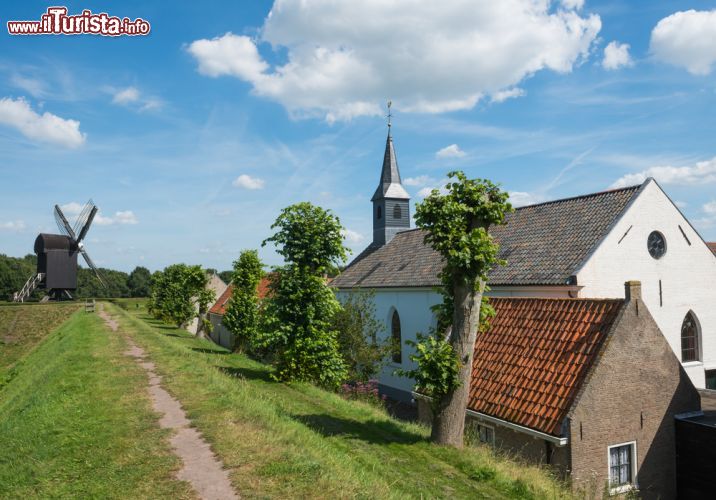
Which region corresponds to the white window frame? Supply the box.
[607,441,638,495]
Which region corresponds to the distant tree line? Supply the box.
[0,253,152,300]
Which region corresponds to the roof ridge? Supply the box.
[490,296,624,303]
[513,183,643,211]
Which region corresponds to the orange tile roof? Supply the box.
[208,275,273,316]
[706,242,716,256]
[468,297,624,436]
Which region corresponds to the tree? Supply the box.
[218,270,233,284]
[222,250,264,350]
[260,202,348,388]
[411,171,511,447]
[127,266,152,297]
[332,289,391,382]
[148,264,215,333]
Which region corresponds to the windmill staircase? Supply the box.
[13,273,44,302]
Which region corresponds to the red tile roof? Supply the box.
[468,297,624,436]
[208,275,273,316]
[706,242,716,256]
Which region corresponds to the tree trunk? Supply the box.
[430,213,488,447]
[430,276,484,446]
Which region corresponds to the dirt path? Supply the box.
[98,306,238,500]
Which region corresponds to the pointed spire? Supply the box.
[371,101,410,201]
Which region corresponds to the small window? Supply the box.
[391,309,402,364]
[393,204,402,219]
[376,205,382,219]
[608,442,636,493]
[681,311,700,362]
[476,423,494,446]
[706,370,716,390]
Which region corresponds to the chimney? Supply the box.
[625,280,641,302]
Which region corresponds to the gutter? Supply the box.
[412,392,569,447]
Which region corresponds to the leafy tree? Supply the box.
[222,250,264,350]
[127,266,152,297]
[332,290,391,382]
[148,264,215,333]
[0,254,36,300]
[260,202,348,388]
[409,171,511,447]
[218,270,233,284]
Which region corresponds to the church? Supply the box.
[332,129,716,398]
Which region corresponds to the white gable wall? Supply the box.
[576,180,716,387]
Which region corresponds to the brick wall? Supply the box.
[567,282,701,499]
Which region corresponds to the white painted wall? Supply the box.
[576,180,716,388]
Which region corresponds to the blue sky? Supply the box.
[1,1,716,272]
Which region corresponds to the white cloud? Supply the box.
[602,41,633,70]
[491,87,526,103]
[112,86,140,104]
[59,202,84,215]
[61,202,138,225]
[111,86,163,111]
[403,175,436,187]
[10,74,47,98]
[703,201,716,215]
[232,174,265,190]
[509,191,546,207]
[0,97,85,148]
[611,156,716,188]
[650,10,716,75]
[188,1,600,121]
[342,229,364,243]
[436,144,466,159]
[0,220,26,231]
[417,185,450,198]
[560,0,584,9]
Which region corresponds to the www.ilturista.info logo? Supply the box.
[7,7,151,36]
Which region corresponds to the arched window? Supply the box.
[681,311,700,362]
[393,204,402,220]
[391,309,402,364]
[377,205,382,219]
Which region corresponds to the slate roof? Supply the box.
[208,276,272,316]
[371,133,410,201]
[468,297,624,436]
[331,183,643,288]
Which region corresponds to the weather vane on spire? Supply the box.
[387,100,392,129]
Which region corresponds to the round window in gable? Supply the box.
[647,231,666,259]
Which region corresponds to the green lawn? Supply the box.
[0,302,80,386]
[0,309,193,498]
[111,301,570,499]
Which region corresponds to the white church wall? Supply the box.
[576,180,716,388]
[336,288,442,399]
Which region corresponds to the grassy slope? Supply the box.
[0,303,79,383]
[0,309,194,499]
[113,301,570,500]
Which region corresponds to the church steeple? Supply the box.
[372,102,410,246]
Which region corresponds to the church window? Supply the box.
[377,205,382,219]
[647,231,666,259]
[681,311,700,362]
[393,204,402,219]
[391,309,402,364]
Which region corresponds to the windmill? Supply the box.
[13,200,105,302]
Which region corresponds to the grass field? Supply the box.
[0,308,193,498]
[110,301,570,499]
[0,302,80,385]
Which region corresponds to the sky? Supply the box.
[1,1,716,273]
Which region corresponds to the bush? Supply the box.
[339,379,386,408]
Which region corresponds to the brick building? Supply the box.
[416,282,700,497]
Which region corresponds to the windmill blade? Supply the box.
[54,204,77,239]
[72,200,94,237]
[75,206,98,244]
[80,249,107,288]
